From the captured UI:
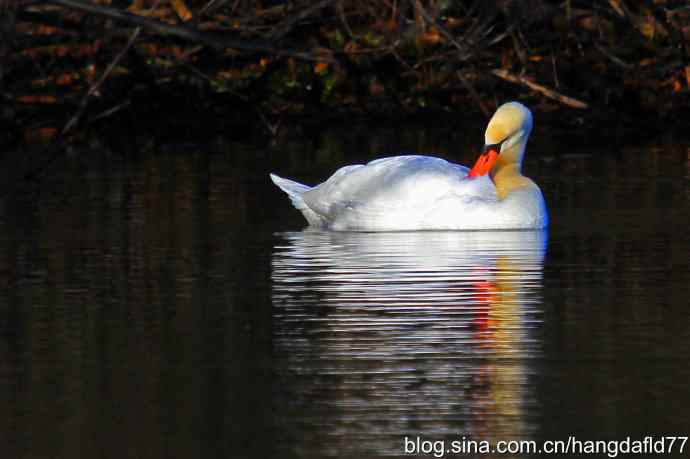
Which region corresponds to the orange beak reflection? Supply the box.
[467,148,499,178]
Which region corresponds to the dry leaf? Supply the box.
[170,0,193,22]
[373,19,397,32]
[418,27,442,46]
[368,77,384,96]
[24,127,58,144]
[37,25,60,35]
[444,17,463,29]
[56,73,75,85]
[344,41,359,54]
[83,64,97,82]
[128,0,146,13]
[608,0,625,17]
[55,45,69,57]
[18,95,58,104]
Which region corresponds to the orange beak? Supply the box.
[467,147,499,178]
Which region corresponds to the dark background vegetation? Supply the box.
[1,0,689,147]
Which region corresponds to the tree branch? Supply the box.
[47,0,334,62]
[491,69,589,109]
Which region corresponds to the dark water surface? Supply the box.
[1,124,689,458]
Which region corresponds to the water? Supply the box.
[0,124,689,458]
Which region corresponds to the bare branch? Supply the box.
[491,69,589,109]
[47,0,335,62]
[267,0,338,40]
[61,26,141,135]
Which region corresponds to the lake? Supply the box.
[1,121,689,458]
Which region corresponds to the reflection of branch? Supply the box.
[491,69,589,109]
[48,0,334,62]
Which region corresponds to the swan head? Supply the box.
[468,102,533,177]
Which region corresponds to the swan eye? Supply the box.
[482,137,506,154]
[500,130,524,151]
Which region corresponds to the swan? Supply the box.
[270,101,548,230]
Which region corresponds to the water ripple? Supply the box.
[271,230,547,457]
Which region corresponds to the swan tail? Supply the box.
[269,174,323,226]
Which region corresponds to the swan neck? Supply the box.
[490,141,529,199]
[494,141,526,174]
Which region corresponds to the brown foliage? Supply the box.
[2,0,690,140]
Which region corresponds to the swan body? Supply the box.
[271,102,548,230]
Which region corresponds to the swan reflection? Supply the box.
[271,230,547,456]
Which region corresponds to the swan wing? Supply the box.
[301,155,499,229]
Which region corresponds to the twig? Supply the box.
[457,71,490,117]
[491,69,589,109]
[337,0,356,39]
[198,0,226,17]
[608,0,663,48]
[22,1,153,184]
[256,107,282,137]
[510,31,528,67]
[88,98,132,123]
[61,26,141,135]
[550,49,560,89]
[595,43,633,69]
[608,0,625,17]
[487,27,514,47]
[267,0,337,40]
[47,0,335,63]
[413,0,425,34]
[408,0,474,61]
[388,42,415,73]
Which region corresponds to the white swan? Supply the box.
[270,102,548,230]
